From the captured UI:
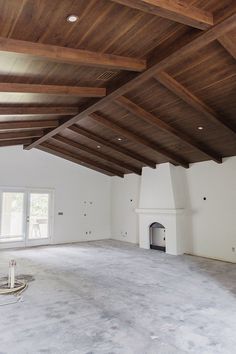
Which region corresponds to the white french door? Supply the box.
[26,190,53,246]
[0,189,25,243]
[0,188,53,247]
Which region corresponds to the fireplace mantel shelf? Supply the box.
[135,208,185,215]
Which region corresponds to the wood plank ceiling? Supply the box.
[0,0,235,177]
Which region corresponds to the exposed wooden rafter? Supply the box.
[218,34,236,60]
[0,120,59,130]
[90,112,189,168]
[0,36,146,72]
[24,12,236,151]
[0,138,32,147]
[68,125,156,168]
[0,106,79,116]
[0,82,106,97]
[0,83,106,97]
[0,130,44,141]
[110,0,214,30]
[53,135,142,175]
[154,71,236,136]
[38,142,124,177]
[115,96,222,163]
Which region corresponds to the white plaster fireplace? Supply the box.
[136,163,187,256]
[135,208,185,255]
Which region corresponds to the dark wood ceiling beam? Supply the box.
[0,120,59,130]
[0,36,146,72]
[68,125,156,168]
[37,142,124,177]
[0,106,79,116]
[0,130,43,141]
[218,34,236,60]
[53,135,142,175]
[0,83,106,97]
[90,112,189,168]
[25,12,236,150]
[110,0,214,30]
[0,138,32,147]
[155,71,236,136]
[115,95,222,163]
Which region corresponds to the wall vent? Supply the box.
[96,71,118,81]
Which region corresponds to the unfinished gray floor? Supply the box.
[0,240,236,354]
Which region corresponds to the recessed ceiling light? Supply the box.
[97,145,101,149]
[117,137,122,141]
[198,126,204,130]
[66,14,79,23]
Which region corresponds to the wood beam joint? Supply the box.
[110,0,214,30]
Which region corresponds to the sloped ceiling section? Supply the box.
[0,0,235,177]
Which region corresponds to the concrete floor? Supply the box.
[0,240,236,354]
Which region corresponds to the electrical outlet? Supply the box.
[232,247,235,252]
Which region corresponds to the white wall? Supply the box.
[1,146,236,263]
[139,164,175,208]
[185,157,236,263]
[111,157,236,263]
[0,146,111,248]
[111,174,140,244]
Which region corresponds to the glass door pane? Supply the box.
[0,192,25,242]
[28,193,50,240]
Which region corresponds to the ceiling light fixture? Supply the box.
[117,137,122,141]
[97,145,101,149]
[198,126,204,130]
[66,15,79,23]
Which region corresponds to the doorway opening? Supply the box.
[149,222,166,252]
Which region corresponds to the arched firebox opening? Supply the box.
[149,222,166,252]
